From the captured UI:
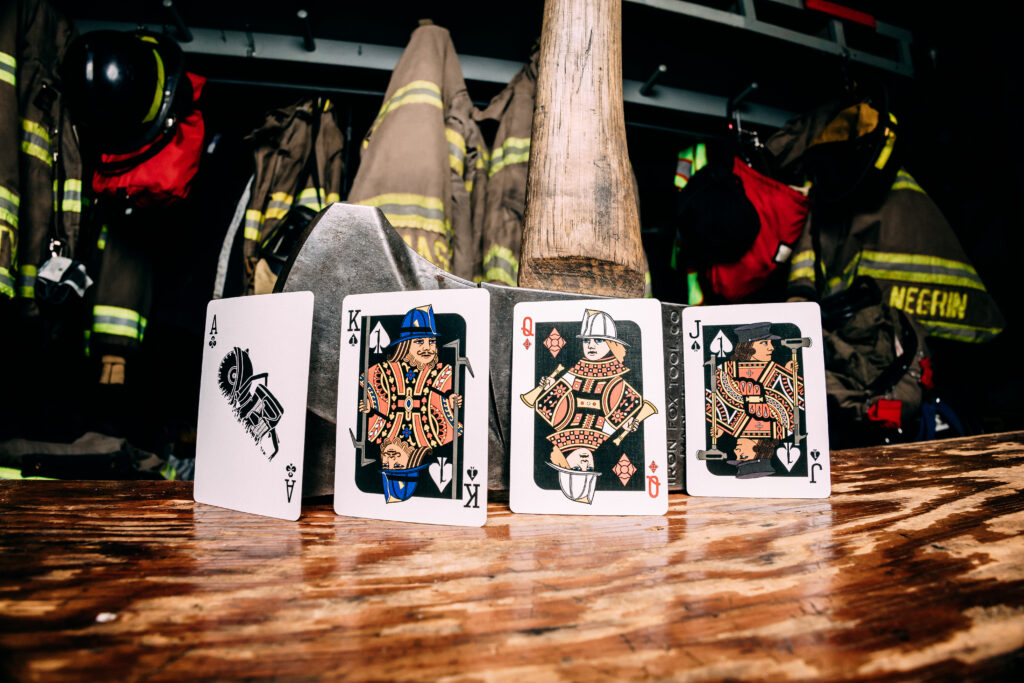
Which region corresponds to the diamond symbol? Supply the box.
[523,338,531,350]
[543,328,565,358]
[612,454,637,486]
[649,461,658,473]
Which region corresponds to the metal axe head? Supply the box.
[781,337,811,350]
[277,203,686,495]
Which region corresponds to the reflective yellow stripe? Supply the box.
[0,206,17,230]
[326,192,340,204]
[446,128,467,176]
[97,225,109,251]
[482,268,516,286]
[264,192,293,220]
[244,209,263,241]
[93,305,147,341]
[364,80,443,147]
[385,213,452,235]
[53,178,83,213]
[874,113,898,170]
[856,267,984,291]
[354,193,449,236]
[0,185,19,231]
[0,266,14,298]
[21,118,52,165]
[489,137,530,177]
[0,466,56,480]
[861,250,979,277]
[916,319,1002,343]
[142,49,165,123]
[355,193,444,211]
[891,169,926,194]
[296,186,325,211]
[789,266,816,282]
[482,243,519,282]
[0,50,14,87]
[17,264,36,299]
[644,270,653,298]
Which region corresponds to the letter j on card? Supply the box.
[510,299,668,515]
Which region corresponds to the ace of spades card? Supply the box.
[683,302,831,498]
[194,292,314,521]
[509,299,668,516]
[334,289,490,527]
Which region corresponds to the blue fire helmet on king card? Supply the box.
[380,463,430,503]
[390,305,439,346]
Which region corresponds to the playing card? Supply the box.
[509,299,668,516]
[335,289,490,527]
[194,292,314,520]
[683,302,830,498]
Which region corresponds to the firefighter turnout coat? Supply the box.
[787,169,1004,343]
[241,98,344,293]
[473,50,539,286]
[1,0,82,304]
[348,23,487,281]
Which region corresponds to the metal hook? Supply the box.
[727,81,758,133]
[639,64,667,97]
[161,0,192,43]
[297,9,316,52]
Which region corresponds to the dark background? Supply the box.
[4,1,1020,460]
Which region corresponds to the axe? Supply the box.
[781,337,811,446]
[276,205,686,496]
[443,339,474,500]
[279,0,682,495]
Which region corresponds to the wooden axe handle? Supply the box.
[519,0,645,297]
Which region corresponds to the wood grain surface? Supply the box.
[2,432,1024,681]
[519,0,645,297]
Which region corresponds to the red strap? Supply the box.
[804,0,877,29]
[919,357,934,390]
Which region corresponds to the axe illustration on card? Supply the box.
[278,0,685,496]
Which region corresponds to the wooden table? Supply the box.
[2,432,1024,681]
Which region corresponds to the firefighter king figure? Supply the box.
[358,305,463,502]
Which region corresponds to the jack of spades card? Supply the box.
[684,303,830,498]
[511,300,668,516]
[335,290,489,526]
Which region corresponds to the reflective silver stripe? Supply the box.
[20,128,50,152]
[372,203,445,222]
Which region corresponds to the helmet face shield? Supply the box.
[62,31,189,154]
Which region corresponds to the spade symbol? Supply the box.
[468,466,478,481]
[811,449,820,462]
[348,333,358,346]
[370,321,391,354]
[691,340,700,351]
[710,330,734,358]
